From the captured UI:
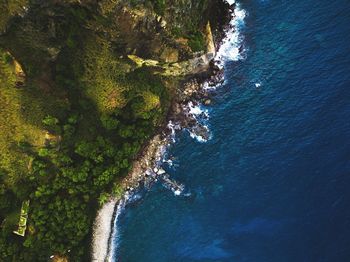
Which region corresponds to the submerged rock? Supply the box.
[190,124,210,141]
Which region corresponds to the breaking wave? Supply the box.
[188,1,247,142]
[216,2,247,64]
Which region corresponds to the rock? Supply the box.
[204,21,216,59]
[157,168,166,175]
[172,103,182,115]
[204,99,211,105]
[175,37,189,46]
[160,19,167,28]
[191,124,210,141]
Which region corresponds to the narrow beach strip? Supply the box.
[91,199,118,262]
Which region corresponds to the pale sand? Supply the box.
[91,199,117,262]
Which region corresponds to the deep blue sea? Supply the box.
[113,0,350,261]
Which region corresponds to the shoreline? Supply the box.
[91,1,237,261]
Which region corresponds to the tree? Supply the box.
[42,115,59,127]
[100,114,119,130]
[98,192,110,206]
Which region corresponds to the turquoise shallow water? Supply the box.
[113,0,350,261]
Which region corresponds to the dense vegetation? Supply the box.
[0,0,218,260]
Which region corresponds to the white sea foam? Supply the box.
[184,101,211,142]
[188,101,209,118]
[163,158,173,166]
[195,2,247,143]
[189,132,207,143]
[174,189,182,196]
[202,82,212,91]
[189,104,203,115]
[203,3,247,91]
[215,2,247,64]
[107,200,124,262]
[167,121,181,143]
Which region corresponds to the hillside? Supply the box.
[0,0,230,260]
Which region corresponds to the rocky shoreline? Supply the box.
[91,1,236,261]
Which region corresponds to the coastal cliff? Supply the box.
[0,0,231,261]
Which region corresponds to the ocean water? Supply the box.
[112,0,350,261]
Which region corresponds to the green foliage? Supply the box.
[0,0,29,32]
[98,192,110,206]
[100,114,119,130]
[112,182,124,198]
[37,148,50,157]
[0,48,47,180]
[188,31,206,52]
[42,115,59,127]
[149,0,166,15]
[80,35,130,114]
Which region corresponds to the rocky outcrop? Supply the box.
[127,20,216,76]
[205,21,216,58]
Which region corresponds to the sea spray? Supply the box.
[183,101,211,142]
[216,2,247,64]
[184,3,247,141]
